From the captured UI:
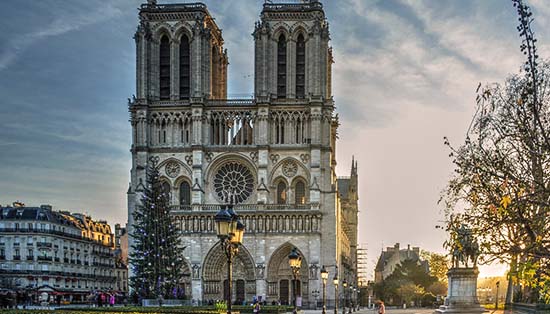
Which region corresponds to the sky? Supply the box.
[1,0,550,279]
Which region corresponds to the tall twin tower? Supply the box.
[128,0,359,306]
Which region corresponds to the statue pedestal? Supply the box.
[435,268,486,314]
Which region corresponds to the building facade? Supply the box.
[374,243,429,283]
[127,0,359,306]
[0,204,119,302]
[114,223,129,294]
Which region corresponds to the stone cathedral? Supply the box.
[127,0,359,307]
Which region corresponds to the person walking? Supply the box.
[378,301,385,314]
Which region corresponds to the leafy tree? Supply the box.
[427,281,447,297]
[441,0,549,304]
[421,251,450,283]
[130,158,186,300]
[374,259,438,305]
[397,283,425,305]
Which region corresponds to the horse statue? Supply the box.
[450,224,479,268]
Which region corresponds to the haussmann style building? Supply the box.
[127,0,359,307]
[0,203,120,302]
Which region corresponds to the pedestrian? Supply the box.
[378,301,385,314]
[253,297,261,314]
[110,294,115,307]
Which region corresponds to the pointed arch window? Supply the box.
[277,34,287,99]
[296,34,305,99]
[159,35,171,100]
[277,181,287,205]
[179,34,190,99]
[161,182,171,202]
[295,180,306,205]
[179,181,191,206]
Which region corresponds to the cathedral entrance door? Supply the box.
[236,279,245,304]
[279,279,289,305]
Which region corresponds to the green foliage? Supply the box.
[130,158,187,299]
[421,251,450,283]
[374,259,439,306]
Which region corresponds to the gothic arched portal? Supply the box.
[202,242,256,303]
[266,243,309,305]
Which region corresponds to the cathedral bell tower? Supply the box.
[134,1,227,101]
[253,0,332,100]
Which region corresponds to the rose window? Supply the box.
[213,162,255,204]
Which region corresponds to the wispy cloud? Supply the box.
[0,3,122,71]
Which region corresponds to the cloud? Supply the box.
[0,3,122,71]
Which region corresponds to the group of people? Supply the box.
[93,292,120,307]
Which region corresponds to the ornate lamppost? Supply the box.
[349,285,354,313]
[320,266,328,314]
[288,248,302,314]
[342,280,347,314]
[214,203,245,314]
[333,273,339,314]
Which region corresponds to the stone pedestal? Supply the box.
[435,268,486,314]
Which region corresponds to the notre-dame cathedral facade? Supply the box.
[127,0,359,307]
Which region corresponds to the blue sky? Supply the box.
[1,0,550,277]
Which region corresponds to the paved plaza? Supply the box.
[303,309,504,314]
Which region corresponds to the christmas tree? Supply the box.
[130,157,186,300]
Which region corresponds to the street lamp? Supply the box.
[288,247,302,314]
[321,266,328,314]
[333,273,339,314]
[215,203,245,314]
[348,283,354,314]
[495,281,500,310]
[342,280,347,314]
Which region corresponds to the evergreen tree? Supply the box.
[130,157,186,300]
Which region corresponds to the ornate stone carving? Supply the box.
[282,159,298,177]
[205,152,214,163]
[256,263,265,279]
[270,154,280,164]
[165,161,181,178]
[213,162,255,204]
[185,155,193,166]
[309,264,319,279]
[250,151,259,163]
[300,153,310,164]
[192,264,201,279]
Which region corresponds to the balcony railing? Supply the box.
[13,256,21,260]
[26,256,34,261]
[170,203,319,212]
[37,242,52,248]
[0,228,113,247]
[37,256,52,261]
